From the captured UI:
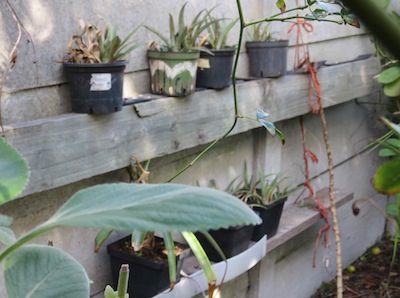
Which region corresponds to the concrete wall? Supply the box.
[0,1,388,297]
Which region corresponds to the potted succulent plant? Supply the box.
[245,22,289,78]
[64,19,142,114]
[101,159,190,298]
[107,233,190,298]
[195,223,254,262]
[196,12,239,90]
[195,175,256,263]
[100,159,210,297]
[232,165,294,241]
[144,3,212,97]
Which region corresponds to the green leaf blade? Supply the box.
[48,183,261,233]
[378,66,400,84]
[0,137,30,204]
[373,158,400,195]
[383,77,400,97]
[4,245,89,298]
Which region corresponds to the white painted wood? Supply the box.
[3,58,380,198]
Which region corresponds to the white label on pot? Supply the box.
[90,74,112,91]
[198,58,210,69]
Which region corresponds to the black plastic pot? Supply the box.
[107,235,189,298]
[64,61,127,114]
[246,40,289,78]
[251,196,287,241]
[196,48,236,90]
[196,225,254,262]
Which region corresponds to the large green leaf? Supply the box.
[373,158,400,195]
[383,77,400,97]
[378,66,400,84]
[4,245,89,298]
[0,137,29,204]
[47,183,261,232]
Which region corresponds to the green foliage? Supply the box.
[0,137,29,204]
[373,9,400,98]
[99,22,143,63]
[256,109,285,143]
[4,245,90,298]
[104,264,129,298]
[67,19,142,63]
[0,182,260,297]
[372,119,400,195]
[373,158,400,195]
[304,1,360,27]
[0,139,27,246]
[144,2,212,52]
[378,66,400,98]
[198,10,238,50]
[0,214,16,245]
[44,183,259,232]
[0,135,260,297]
[246,22,273,42]
[276,0,286,14]
[371,118,400,269]
[182,231,217,285]
[225,162,294,206]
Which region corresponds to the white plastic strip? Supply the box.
[153,236,267,298]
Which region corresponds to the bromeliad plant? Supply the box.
[246,22,273,42]
[198,12,239,50]
[195,10,239,89]
[0,138,260,298]
[227,162,293,206]
[144,2,218,96]
[144,2,211,53]
[66,19,142,63]
[64,19,142,114]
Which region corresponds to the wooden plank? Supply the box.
[4,58,380,198]
[266,188,354,253]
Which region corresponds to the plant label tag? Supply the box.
[198,58,210,69]
[90,74,112,91]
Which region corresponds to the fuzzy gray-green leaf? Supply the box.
[0,137,29,204]
[4,245,89,298]
[46,183,261,233]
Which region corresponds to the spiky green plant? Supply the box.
[198,11,238,50]
[226,162,294,206]
[246,22,273,42]
[144,2,213,52]
[66,19,142,63]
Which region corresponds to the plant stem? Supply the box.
[0,223,56,262]
[257,16,343,25]
[318,106,343,298]
[165,0,246,183]
[245,1,317,26]
[117,264,129,298]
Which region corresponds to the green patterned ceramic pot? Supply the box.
[147,51,200,97]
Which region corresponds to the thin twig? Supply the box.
[0,0,38,137]
[319,106,343,298]
[0,1,23,137]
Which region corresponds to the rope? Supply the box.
[288,13,331,268]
